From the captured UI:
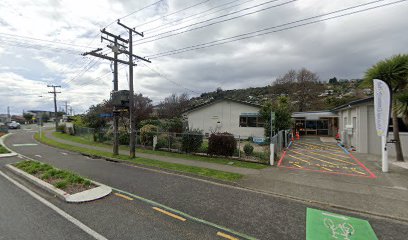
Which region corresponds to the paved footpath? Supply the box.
[3,129,408,239]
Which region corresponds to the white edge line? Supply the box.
[0,170,108,240]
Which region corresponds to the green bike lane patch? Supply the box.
[306,208,378,240]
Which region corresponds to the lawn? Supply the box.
[52,132,267,170]
[36,133,243,181]
[14,160,94,194]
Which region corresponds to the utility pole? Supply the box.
[117,19,151,158]
[69,106,73,116]
[83,29,128,156]
[64,101,68,115]
[47,85,61,131]
[7,106,10,122]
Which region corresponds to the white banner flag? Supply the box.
[373,79,391,137]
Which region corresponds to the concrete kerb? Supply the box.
[5,164,111,203]
[0,133,18,158]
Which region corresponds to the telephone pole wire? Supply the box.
[47,85,61,131]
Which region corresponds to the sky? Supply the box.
[0,0,407,115]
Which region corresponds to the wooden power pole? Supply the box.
[47,85,61,131]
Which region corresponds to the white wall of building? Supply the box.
[186,100,264,138]
[337,103,408,158]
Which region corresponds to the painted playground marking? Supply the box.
[279,140,376,178]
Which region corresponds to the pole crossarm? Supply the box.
[101,28,128,43]
[117,19,143,37]
[83,50,135,65]
[101,36,128,49]
[118,49,151,63]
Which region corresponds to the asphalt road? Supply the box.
[2,128,408,239]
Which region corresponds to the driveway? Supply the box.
[278,137,376,178]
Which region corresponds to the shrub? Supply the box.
[118,130,130,145]
[156,134,168,149]
[67,127,75,135]
[243,143,254,156]
[208,132,237,157]
[181,129,203,153]
[57,124,66,133]
[140,124,158,146]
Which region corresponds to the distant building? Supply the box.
[183,98,264,138]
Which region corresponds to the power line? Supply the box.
[104,0,165,29]
[144,0,255,34]
[134,0,293,45]
[134,0,211,30]
[141,62,200,95]
[148,0,404,59]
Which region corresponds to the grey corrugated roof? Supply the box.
[183,98,261,114]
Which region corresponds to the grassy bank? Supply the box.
[15,160,93,193]
[52,132,267,170]
[36,133,243,181]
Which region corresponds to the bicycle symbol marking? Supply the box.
[324,218,355,240]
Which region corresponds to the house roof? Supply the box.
[331,97,374,111]
[183,98,261,114]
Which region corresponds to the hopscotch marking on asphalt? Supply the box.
[303,151,356,165]
[291,150,339,166]
[0,170,108,240]
[287,154,311,164]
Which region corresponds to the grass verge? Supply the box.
[0,144,10,154]
[36,133,243,181]
[52,132,267,170]
[14,160,93,193]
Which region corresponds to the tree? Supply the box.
[395,92,408,127]
[260,96,293,138]
[133,93,153,127]
[157,93,190,119]
[329,77,338,84]
[23,113,33,123]
[364,54,408,162]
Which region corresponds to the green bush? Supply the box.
[182,129,203,153]
[57,124,66,133]
[118,131,130,145]
[208,132,237,157]
[155,134,168,149]
[140,124,158,146]
[67,127,75,135]
[244,143,254,156]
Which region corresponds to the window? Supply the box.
[239,115,264,127]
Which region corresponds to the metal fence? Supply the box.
[270,129,291,155]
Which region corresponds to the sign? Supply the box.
[252,137,265,144]
[306,208,378,240]
[99,113,113,118]
[373,79,391,137]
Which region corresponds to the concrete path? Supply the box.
[44,130,260,175]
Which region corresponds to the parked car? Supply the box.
[8,121,21,129]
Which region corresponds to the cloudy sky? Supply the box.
[0,0,407,115]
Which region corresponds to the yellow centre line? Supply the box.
[217,232,239,240]
[152,207,186,222]
[114,193,134,201]
[303,151,356,165]
[320,167,333,172]
[287,154,311,164]
[291,150,339,166]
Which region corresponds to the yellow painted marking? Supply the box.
[320,167,333,172]
[287,154,311,164]
[323,151,351,159]
[291,150,339,166]
[114,193,134,201]
[153,207,186,221]
[299,142,341,151]
[351,168,366,175]
[217,232,239,240]
[305,151,356,165]
[293,163,303,168]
